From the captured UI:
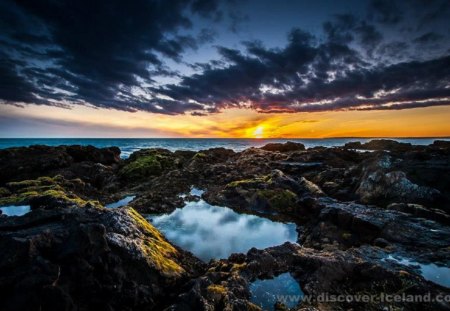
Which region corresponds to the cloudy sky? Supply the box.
[1,0,449,138]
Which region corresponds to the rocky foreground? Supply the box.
[0,140,449,310]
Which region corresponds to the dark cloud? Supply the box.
[0,0,223,113]
[0,0,449,115]
[323,14,383,55]
[155,30,450,113]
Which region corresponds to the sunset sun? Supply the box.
[253,125,264,138]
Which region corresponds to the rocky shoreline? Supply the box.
[0,139,449,310]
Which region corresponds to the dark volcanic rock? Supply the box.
[208,169,324,216]
[354,153,442,207]
[387,202,450,225]
[169,243,450,311]
[0,206,204,311]
[261,141,305,152]
[0,145,120,186]
[305,197,450,251]
[344,139,413,152]
[430,140,450,149]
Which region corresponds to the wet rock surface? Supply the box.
[0,206,204,311]
[0,140,449,310]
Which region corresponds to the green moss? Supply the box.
[257,189,297,210]
[0,191,39,205]
[207,284,227,296]
[193,152,207,159]
[246,302,262,311]
[120,155,164,179]
[342,232,352,240]
[7,176,55,189]
[127,208,184,277]
[0,187,11,197]
[0,176,100,208]
[231,262,247,272]
[226,175,272,188]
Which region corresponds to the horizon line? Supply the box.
[1,136,450,140]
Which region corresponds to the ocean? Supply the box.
[0,138,448,158]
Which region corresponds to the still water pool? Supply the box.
[250,273,303,310]
[147,198,297,261]
[0,205,31,216]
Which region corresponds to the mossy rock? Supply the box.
[256,189,298,211]
[246,302,263,311]
[193,152,207,159]
[126,208,184,277]
[226,175,272,188]
[207,284,227,301]
[0,175,99,208]
[7,176,55,191]
[120,152,178,180]
[341,232,352,240]
[0,187,11,197]
[120,155,162,179]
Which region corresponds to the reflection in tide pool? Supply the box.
[105,196,136,208]
[0,205,31,216]
[147,200,297,261]
[189,187,204,197]
[386,255,450,288]
[250,273,303,310]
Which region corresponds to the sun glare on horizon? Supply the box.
[253,125,264,138]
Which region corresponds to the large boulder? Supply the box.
[355,154,441,206]
[260,141,305,152]
[344,139,413,152]
[119,148,192,182]
[0,175,101,208]
[208,170,323,215]
[0,206,204,311]
[0,145,120,185]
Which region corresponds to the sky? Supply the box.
[0,0,449,138]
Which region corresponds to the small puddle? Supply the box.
[385,255,450,288]
[105,196,136,209]
[250,273,304,310]
[0,205,31,216]
[179,187,204,199]
[147,199,297,261]
[189,187,205,197]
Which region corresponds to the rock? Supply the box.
[119,148,194,182]
[430,140,450,149]
[373,238,390,248]
[303,197,450,253]
[0,175,101,208]
[355,154,442,207]
[387,203,450,225]
[344,139,413,152]
[260,141,305,152]
[169,243,450,311]
[0,145,120,185]
[0,206,204,310]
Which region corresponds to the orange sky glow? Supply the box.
[2,104,450,138]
